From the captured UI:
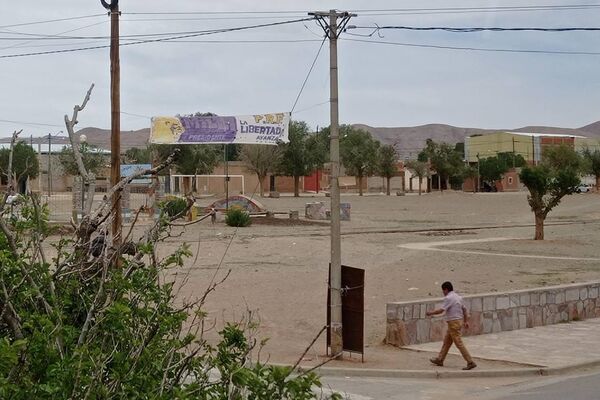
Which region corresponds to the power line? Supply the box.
[291,36,327,113]
[291,100,330,115]
[0,14,106,30]
[121,15,308,22]
[0,17,314,59]
[0,20,108,52]
[343,37,600,56]
[121,5,600,16]
[121,111,151,119]
[122,10,309,15]
[0,118,63,128]
[350,4,600,14]
[349,25,600,33]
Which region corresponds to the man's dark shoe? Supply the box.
[462,362,477,370]
[429,358,443,367]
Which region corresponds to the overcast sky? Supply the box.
[1,0,600,138]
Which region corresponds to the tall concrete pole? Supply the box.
[108,1,121,245]
[310,9,354,358]
[328,10,343,358]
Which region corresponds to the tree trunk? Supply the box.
[401,174,406,192]
[258,174,265,197]
[418,177,423,195]
[437,174,442,192]
[427,176,431,193]
[294,175,300,197]
[409,177,413,192]
[358,175,364,196]
[534,213,545,240]
[446,177,450,191]
[386,177,391,196]
[182,176,192,195]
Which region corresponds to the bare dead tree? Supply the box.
[3,130,22,199]
[64,84,96,217]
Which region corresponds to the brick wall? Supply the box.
[386,281,600,347]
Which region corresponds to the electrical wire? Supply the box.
[0,20,108,52]
[350,4,600,14]
[342,37,600,56]
[290,36,327,113]
[121,111,152,119]
[0,119,63,128]
[349,25,600,33]
[291,100,330,115]
[0,17,314,59]
[0,14,107,30]
[122,11,309,15]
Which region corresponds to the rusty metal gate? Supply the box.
[327,264,365,361]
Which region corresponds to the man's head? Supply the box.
[441,281,454,296]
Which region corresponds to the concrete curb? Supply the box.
[272,359,600,379]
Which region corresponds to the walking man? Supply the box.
[426,281,477,370]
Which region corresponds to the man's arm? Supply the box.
[462,306,470,329]
[426,308,444,317]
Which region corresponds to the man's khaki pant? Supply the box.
[438,320,473,363]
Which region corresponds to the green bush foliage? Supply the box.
[225,207,252,227]
[0,194,335,399]
[160,197,188,218]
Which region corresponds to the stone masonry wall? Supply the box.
[386,281,600,347]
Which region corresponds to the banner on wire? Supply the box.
[150,113,290,145]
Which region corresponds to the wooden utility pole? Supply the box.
[102,0,121,244]
[310,10,355,359]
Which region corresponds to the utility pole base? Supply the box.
[329,323,344,359]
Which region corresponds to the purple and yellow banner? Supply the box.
[150,113,290,145]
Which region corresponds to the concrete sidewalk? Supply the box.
[407,318,600,368]
[287,318,600,378]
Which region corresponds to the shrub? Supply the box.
[0,194,337,399]
[160,196,188,218]
[225,206,252,227]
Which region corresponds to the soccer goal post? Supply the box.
[169,174,245,196]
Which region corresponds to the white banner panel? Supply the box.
[150,113,290,145]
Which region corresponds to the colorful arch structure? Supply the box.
[207,195,266,213]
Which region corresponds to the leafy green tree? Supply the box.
[462,165,479,193]
[478,157,508,189]
[478,152,526,190]
[240,144,280,197]
[582,148,600,191]
[0,141,39,188]
[377,145,398,195]
[520,145,583,240]
[497,152,527,169]
[340,128,380,196]
[124,146,152,164]
[405,160,429,195]
[58,142,107,176]
[277,120,319,197]
[418,139,463,192]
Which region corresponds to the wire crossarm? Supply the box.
[308,11,357,39]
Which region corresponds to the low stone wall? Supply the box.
[386,281,600,347]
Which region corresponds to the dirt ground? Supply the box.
[127,190,598,365]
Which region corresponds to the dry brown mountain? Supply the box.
[353,122,600,157]
[3,122,600,155]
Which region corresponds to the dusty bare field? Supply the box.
[143,191,600,364]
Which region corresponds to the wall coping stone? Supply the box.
[388,281,600,307]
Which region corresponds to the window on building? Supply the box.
[508,177,513,185]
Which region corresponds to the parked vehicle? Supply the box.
[576,184,592,193]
